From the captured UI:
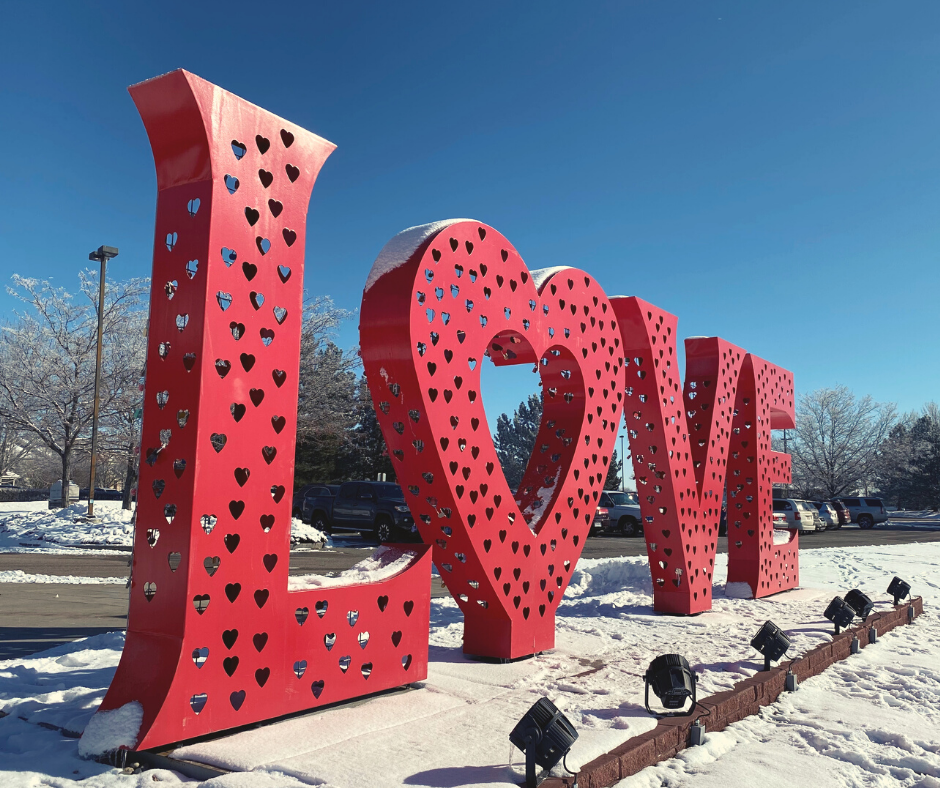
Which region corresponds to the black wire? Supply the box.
[692,699,712,719]
[562,752,578,776]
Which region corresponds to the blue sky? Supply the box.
[1,1,938,434]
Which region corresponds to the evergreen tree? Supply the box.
[875,404,940,510]
[346,375,395,482]
[494,394,542,490]
[604,448,622,490]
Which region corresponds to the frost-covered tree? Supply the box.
[293,297,359,483]
[0,273,149,499]
[0,415,34,482]
[787,386,896,498]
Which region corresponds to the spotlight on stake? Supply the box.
[824,596,855,635]
[888,576,911,606]
[751,620,791,672]
[509,697,579,788]
[844,589,874,620]
[645,654,697,717]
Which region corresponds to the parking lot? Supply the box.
[1,519,938,658]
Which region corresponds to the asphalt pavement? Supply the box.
[1,521,937,658]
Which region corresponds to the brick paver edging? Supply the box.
[542,596,925,788]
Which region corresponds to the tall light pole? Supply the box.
[87,245,119,519]
[620,432,626,492]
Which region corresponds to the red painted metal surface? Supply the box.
[611,297,800,612]
[726,354,799,597]
[86,71,431,752]
[611,297,745,615]
[360,224,624,659]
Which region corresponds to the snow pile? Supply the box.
[364,218,475,292]
[0,570,126,584]
[289,517,331,547]
[0,501,135,549]
[0,632,127,735]
[288,546,416,590]
[566,554,654,598]
[890,509,940,521]
[77,701,143,757]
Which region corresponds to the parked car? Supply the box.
[598,490,643,536]
[830,500,852,527]
[309,481,418,542]
[773,511,788,528]
[813,501,840,530]
[771,498,820,532]
[591,506,609,536]
[300,484,339,524]
[835,497,888,529]
[292,483,321,518]
[78,487,123,501]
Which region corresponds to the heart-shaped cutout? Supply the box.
[230,690,246,711]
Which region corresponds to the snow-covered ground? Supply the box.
[0,502,330,551]
[0,542,937,787]
[0,501,136,550]
[890,510,940,522]
[0,570,126,584]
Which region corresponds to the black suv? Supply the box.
[321,482,418,542]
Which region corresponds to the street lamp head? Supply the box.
[89,245,119,262]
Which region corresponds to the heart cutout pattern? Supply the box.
[361,220,624,658]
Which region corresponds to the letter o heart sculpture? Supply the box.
[361,220,625,659]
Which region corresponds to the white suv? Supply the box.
[836,497,888,529]
[771,498,820,532]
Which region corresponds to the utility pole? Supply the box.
[86,245,119,519]
[620,432,626,492]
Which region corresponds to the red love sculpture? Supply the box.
[726,353,799,596]
[361,221,625,659]
[85,71,431,752]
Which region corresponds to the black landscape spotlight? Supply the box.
[645,654,697,717]
[888,576,911,606]
[844,589,875,620]
[509,697,579,788]
[824,596,855,635]
[751,620,791,671]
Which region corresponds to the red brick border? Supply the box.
[543,597,924,788]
